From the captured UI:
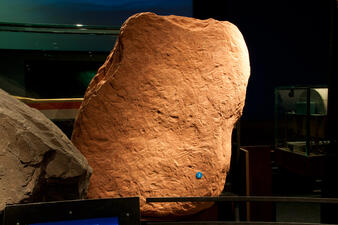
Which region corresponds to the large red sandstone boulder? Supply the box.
[72,12,250,216]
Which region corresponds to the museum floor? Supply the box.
[272,166,322,223]
[276,199,320,223]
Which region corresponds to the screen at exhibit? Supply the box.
[30,217,119,225]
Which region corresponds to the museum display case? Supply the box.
[274,86,329,157]
[0,22,119,136]
[0,21,119,96]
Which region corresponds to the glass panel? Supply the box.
[0,22,118,97]
[275,86,329,156]
[0,22,118,51]
[309,88,329,154]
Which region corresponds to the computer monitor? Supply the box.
[3,197,140,225]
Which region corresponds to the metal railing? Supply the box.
[145,195,338,225]
[147,196,338,204]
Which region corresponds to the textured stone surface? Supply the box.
[0,89,91,212]
[72,12,250,216]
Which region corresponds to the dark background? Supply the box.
[194,1,337,222]
[193,0,335,145]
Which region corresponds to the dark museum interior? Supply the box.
[0,0,337,224]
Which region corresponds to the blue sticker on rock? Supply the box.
[196,172,203,179]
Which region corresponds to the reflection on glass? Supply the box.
[275,86,329,156]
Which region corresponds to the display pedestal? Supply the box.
[274,147,326,178]
[239,146,275,222]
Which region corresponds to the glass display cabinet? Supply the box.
[274,86,329,156]
[0,22,120,137]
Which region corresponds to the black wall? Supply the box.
[194,0,333,145]
[194,1,337,222]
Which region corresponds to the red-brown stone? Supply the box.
[72,12,250,216]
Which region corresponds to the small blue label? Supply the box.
[196,172,203,179]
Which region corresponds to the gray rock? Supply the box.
[0,89,92,211]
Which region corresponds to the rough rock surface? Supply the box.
[0,89,92,212]
[72,12,250,216]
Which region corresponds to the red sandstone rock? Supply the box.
[72,12,250,216]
